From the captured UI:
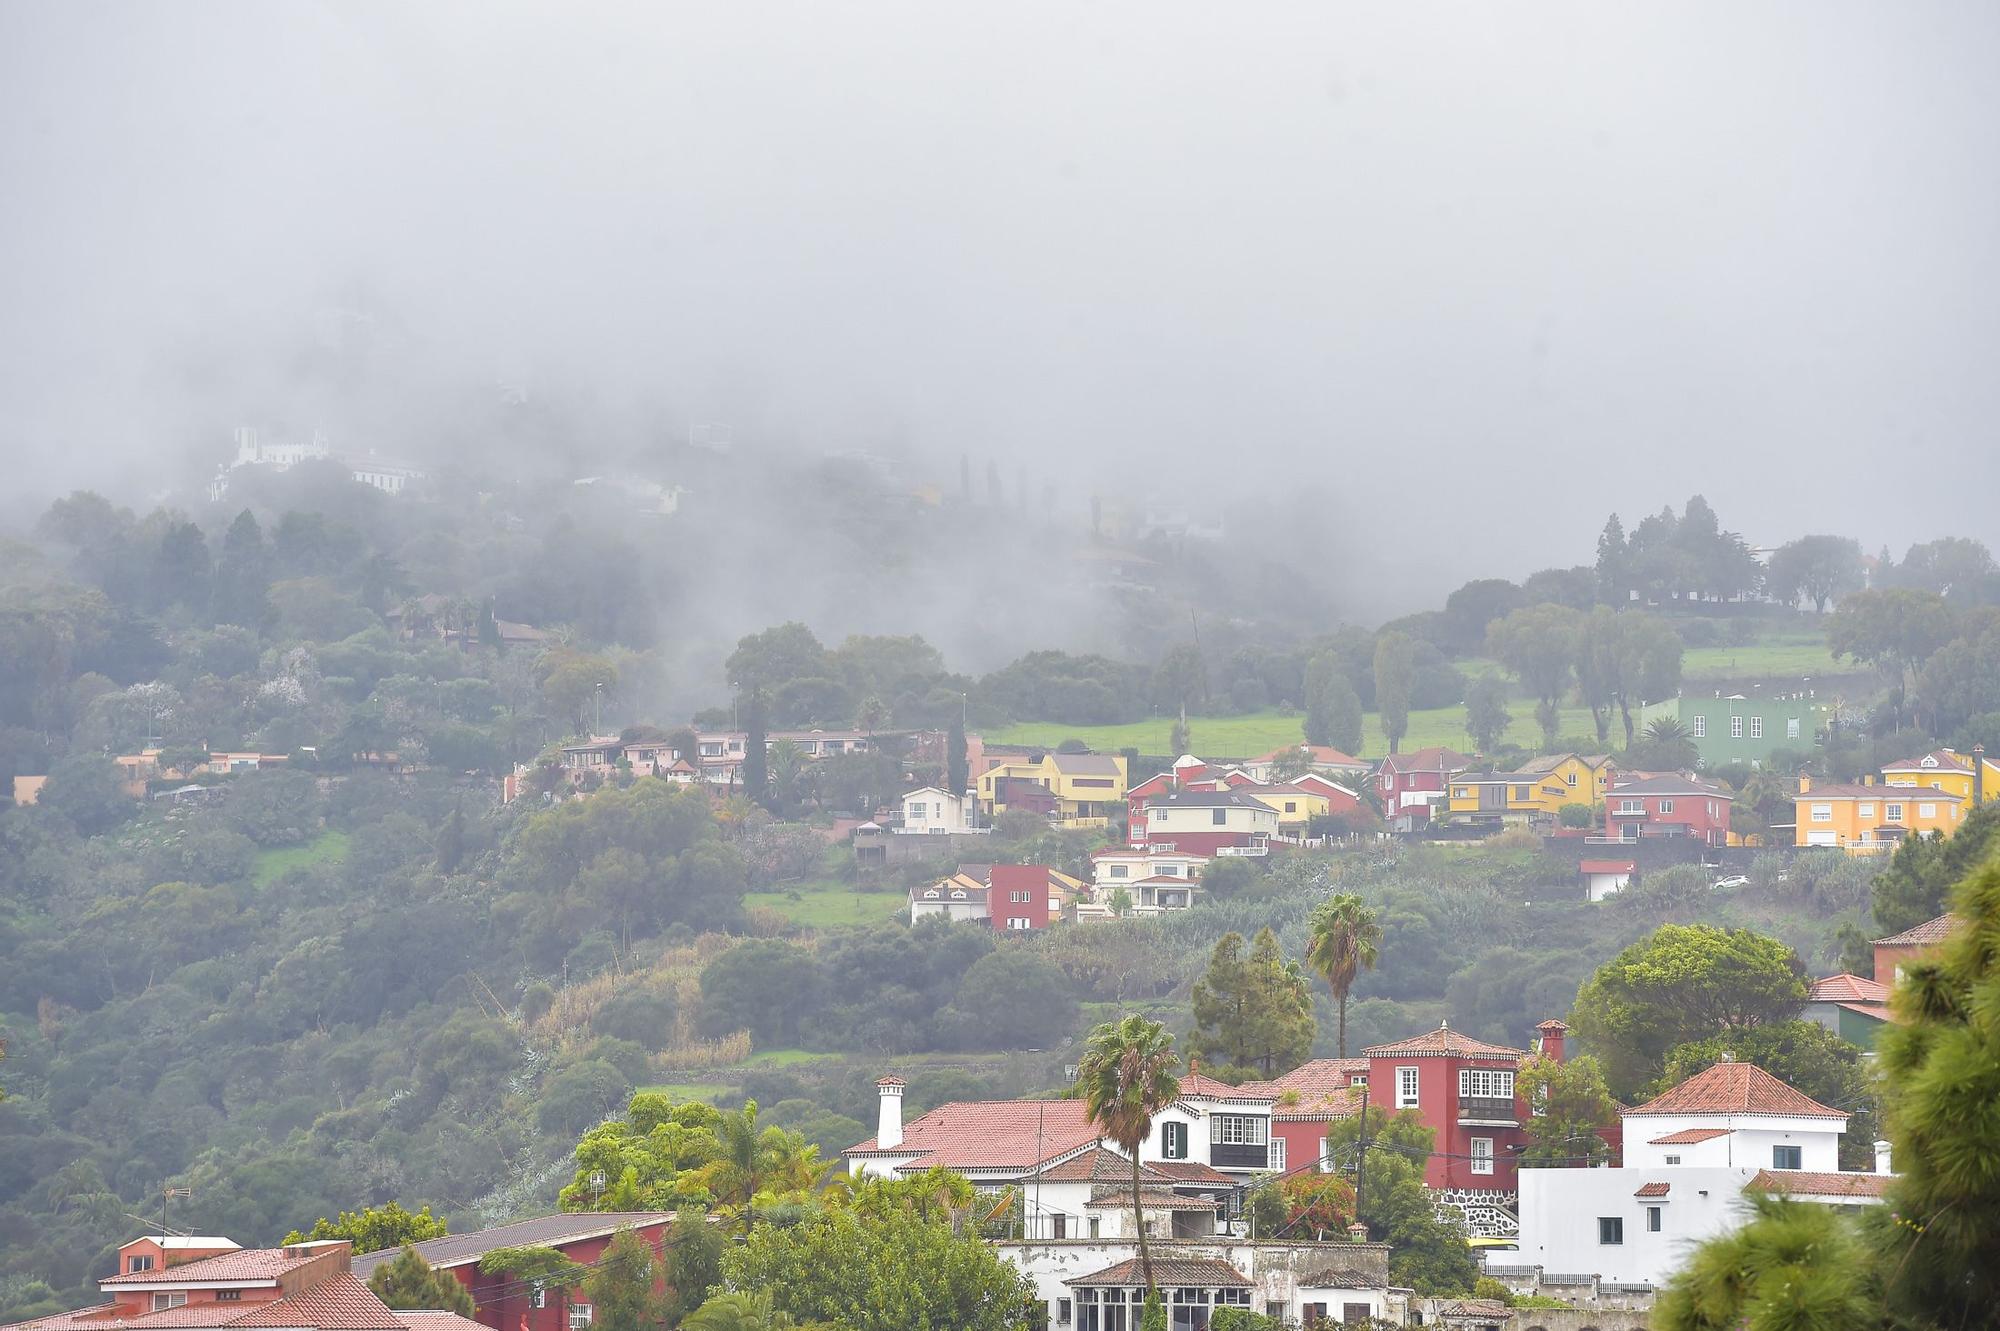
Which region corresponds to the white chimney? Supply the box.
[1875,1139,1893,1175]
[876,1076,905,1150]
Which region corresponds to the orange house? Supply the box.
[1793,774,1963,853]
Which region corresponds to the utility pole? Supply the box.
[1352,1084,1370,1232]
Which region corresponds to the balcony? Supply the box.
[1457,1096,1520,1126]
[1209,1142,1270,1170]
[1215,843,1270,858]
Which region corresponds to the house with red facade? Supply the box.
[1602,774,1734,845]
[3,1238,482,1331]
[1375,747,1473,833]
[350,1214,674,1331]
[1237,1058,1371,1176]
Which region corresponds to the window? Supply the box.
[1731,716,1744,739]
[1811,804,1833,822]
[1454,787,1469,799]
[1458,1069,1516,1099]
[1008,917,1032,929]
[1162,1121,1189,1159]
[1211,1114,1268,1145]
[1396,1066,1420,1108]
[1887,804,1905,823]
[909,802,926,819]
[1787,718,1801,739]
[1856,801,1874,819]
[1160,865,1180,876]
[1351,1074,1368,1087]
[1052,1214,1067,1239]
[1513,785,1532,801]
[1750,717,1764,740]
[569,1305,594,1331]
[1659,799,1674,815]
[127,1256,155,1273]
[1692,715,1706,738]
[1618,799,1644,815]
[1599,1217,1624,1245]
[1565,771,1578,787]
[215,1292,241,1303]
[1470,1137,1494,1175]
[1773,1144,1802,1171]
[1270,1135,1287,1173]
[1010,890,1030,902]
[1109,864,1128,878]
[1088,1216,1101,1239]
[1664,1154,1681,1165]
[152,1295,187,1312]
[1211,808,1227,826]
[531,1286,547,1309]
[1647,1206,1663,1232]
[1058,1298,1073,1324]
[1919,803,1938,819]
[1285,801,1297,813]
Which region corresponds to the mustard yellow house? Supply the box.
[1232,783,1334,836]
[1794,773,1965,853]
[1445,753,1614,824]
[1880,747,1998,807]
[976,751,1129,828]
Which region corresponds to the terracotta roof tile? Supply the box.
[1872,913,1961,947]
[1083,1187,1222,1211]
[844,1100,1098,1169]
[229,1276,404,1330]
[1177,1072,1275,1102]
[1363,1024,1527,1059]
[1030,1147,1170,1184]
[1237,1059,1369,1098]
[1882,750,1972,774]
[106,1252,316,1285]
[1747,1169,1891,1199]
[1067,1256,1251,1288]
[1141,1161,1234,1184]
[1626,1062,1846,1120]
[1808,973,1889,1004]
[1633,1181,1671,1198]
[1648,1127,1732,1145]
[350,1215,675,1278]
[1272,1088,1364,1122]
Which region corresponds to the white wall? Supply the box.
[909,898,988,924]
[1517,1167,1757,1286]
[903,790,969,833]
[1623,1115,1842,1172]
[994,1242,1389,1328]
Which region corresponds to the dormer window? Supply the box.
[153,1294,188,1312]
[128,1256,156,1273]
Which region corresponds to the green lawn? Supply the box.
[988,704,1602,761]
[252,830,351,886]
[742,882,907,928]
[1681,636,1846,680]
[742,1048,836,1068]
[640,1083,736,1103]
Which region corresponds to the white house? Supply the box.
[1516,1059,1890,1287]
[908,875,990,924]
[901,786,975,834]
[1085,847,1206,916]
[1580,858,1635,902]
[998,1242,1397,1331]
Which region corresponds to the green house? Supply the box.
[1637,693,1824,769]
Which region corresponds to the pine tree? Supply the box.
[367,1246,475,1317]
[946,711,969,800]
[742,689,769,809]
[436,801,465,874]
[581,1229,665,1331]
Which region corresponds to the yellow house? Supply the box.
[1880,747,1998,807]
[976,751,1129,828]
[1446,753,1613,823]
[1794,774,1965,854]
[1232,783,1334,836]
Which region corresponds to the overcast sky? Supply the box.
[4,1,1997,603]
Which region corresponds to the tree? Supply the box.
[1463,674,1511,754]
[1827,588,1955,705]
[1764,535,1865,613]
[1271,1171,1357,1240]
[283,1202,448,1254]
[726,623,829,695]
[1326,1109,1477,1294]
[212,510,272,629]
[1570,924,1809,1098]
[582,1228,666,1331]
[1304,894,1381,1059]
[946,710,969,799]
[1076,1016,1182,1295]
[1485,605,1579,749]
[1169,712,1191,757]
[1595,514,1631,604]
[681,1292,797,1331]
[741,689,769,808]
[540,650,619,735]
[1442,580,1524,654]
[663,1210,725,1323]
[1514,1054,1617,1166]
[1304,654,1362,754]
[946,951,1079,1051]
[436,801,465,874]
[367,1246,476,1317]
[35,755,133,834]
[1372,632,1417,755]
[1189,929,1314,1080]
[1153,643,1209,715]
[721,1199,1029,1331]
[1870,801,2000,934]
[1624,716,1699,773]
[1654,1195,1875,1331]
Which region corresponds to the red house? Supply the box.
[988,863,1056,930]
[1238,1058,1371,1176]
[1375,747,1473,833]
[1603,774,1733,846]
[1126,756,1220,843]
[351,1213,674,1331]
[1363,1020,1565,1195]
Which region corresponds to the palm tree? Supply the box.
[680,1292,796,1331]
[698,1101,826,1228]
[1305,894,1382,1058]
[1076,1015,1181,1296]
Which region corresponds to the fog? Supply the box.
[4,1,1999,631]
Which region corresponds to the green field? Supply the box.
[252,830,351,886]
[640,1082,737,1103]
[988,703,1604,761]
[742,1048,836,1068]
[1681,636,1846,680]
[743,882,907,928]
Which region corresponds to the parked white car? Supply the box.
[1712,874,1750,890]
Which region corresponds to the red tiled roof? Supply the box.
[1648,1127,1732,1145]
[1579,859,1636,874]
[105,1252,316,1285]
[1238,1058,1370,1098]
[1178,1071,1275,1102]
[396,1315,488,1331]
[1142,1160,1235,1184]
[1536,1019,1569,1033]
[1272,1087,1364,1122]
[229,1276,404,1330]
[1378,747,1472,776]
[1804,784,1963,802]
[844,1100,1099,1169]
[1067,1256,1251,1288]
[1626,1062,1846,1120]
[1873,913,1961,947]
[1633,1181,1671,1198]
[1364,1023,1527,1059]
[1882,750,1972,774]
[1808,973,1889,1004]
[1747,1170,1891,1199]
[1031,1147,1170,1184]
[1084,1186,1222,1211]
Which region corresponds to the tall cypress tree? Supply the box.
[947,710,969,800]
